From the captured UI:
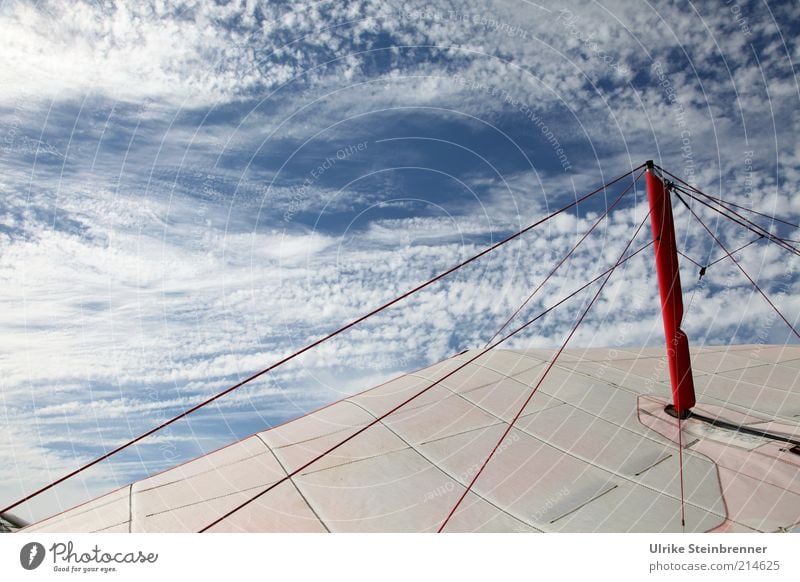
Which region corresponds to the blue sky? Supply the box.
[1,0,798,522]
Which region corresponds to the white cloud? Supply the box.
[1,0,798,522]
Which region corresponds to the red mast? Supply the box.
[645,161,696,417]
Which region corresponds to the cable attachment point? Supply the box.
[664,404,692,420]
[673,189,692,211]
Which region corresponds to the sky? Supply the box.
[1,0,799,523]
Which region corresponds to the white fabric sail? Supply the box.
[22,344,800,533]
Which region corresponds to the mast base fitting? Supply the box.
[664,404,692,420]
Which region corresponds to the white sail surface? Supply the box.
[22,345,800,533]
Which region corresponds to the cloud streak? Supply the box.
[0,0,798,522]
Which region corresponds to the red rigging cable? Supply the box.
[656,165,800,257]
[681,198,800,340]
[703,192,799,229]
[677,250,704,270]
[663,169,799,229]
[485,169,644,347]
[677,187,800,257]
[437,210,652,533]
[679,236,766,276]
[197,242,656,532]
[707,236,763,267]
[0,165,645,516]
[678,413,686,530]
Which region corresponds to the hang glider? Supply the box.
[17,345,800,533]
[6,162,800,533]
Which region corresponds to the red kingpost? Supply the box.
[645,160,696,417]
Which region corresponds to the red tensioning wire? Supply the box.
[485,170,644,347]
[437,211,652,532]
[677,234,765,269]
[678,413,686,530]
[712,197,799,229]
[677,250,703,269]
[0,165,645,516]
[198,241,655,532]
[677,187,800,256]
[656,166,800,256]
[675,184,797,250]
[682,201,800,340]
[708,236,764,268]
[676,179,799,229]
[657,166,788,237]
[679,237,766,272]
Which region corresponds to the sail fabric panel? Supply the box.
[21,345,800,533]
